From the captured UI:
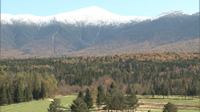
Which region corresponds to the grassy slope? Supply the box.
[1,100,51,112]
[1,96,98,112]
[1,96,76,112]
[1,96,199,112]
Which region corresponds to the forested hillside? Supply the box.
[0,52,199,105]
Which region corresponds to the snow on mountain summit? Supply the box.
[153,10,194,20]
[54,6,151,25]
[1,6,150,26]
[1,6,197,26]
[1,14,53,25]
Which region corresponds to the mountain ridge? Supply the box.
[1,7,199,59]
[2,6,198,26]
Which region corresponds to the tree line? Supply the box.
[48,82,139,112]
[48,82,178,112]
[0,71,57,105]
[0,52,199,105]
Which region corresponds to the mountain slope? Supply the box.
[1,7,199,58]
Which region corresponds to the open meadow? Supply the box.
[137,95,200,112]
[1,95,199,112]
[1,96,76,112]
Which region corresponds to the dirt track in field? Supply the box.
[138,100,200,109]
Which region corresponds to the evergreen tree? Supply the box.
[96,93,101,109]
[104,92,111,111]
[97,85,105,101]
[0,84,8,105]
[118,94,127,111]
[14,85,24,103]
[126,85,133,95]
[96,85,105,109]
[189,81,197,99]
[163,102,178,112]
[126,93,139,111]
[7,84,13,104]
[24,87,28,102]
[111,95,120,110]
[151,90,155,98]
[47,98,63,112]
[32,72,41,100]
[27,84,33,101]
[77,91,84,100]
[24,84,33,102]
[70,97,89,112]
[7,90,13,104]
[161,83,169,99]
[40,81,46,99]
[84,88,93,109]
[108,82,117,96]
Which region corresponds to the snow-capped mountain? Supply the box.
[2,6,197,26]
[53,6,151,26]
[1,7,199,58]
[1,6,151,26]
[3,6,197,26]
[152,10,194,20]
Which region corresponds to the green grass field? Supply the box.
[1,96,98,112]
[1,96,76,112]
[1,100,51,112]
[1,95,199,112]
[138,95,200,105]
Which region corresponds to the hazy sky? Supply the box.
[1,0,199,17]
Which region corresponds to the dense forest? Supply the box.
[0,52,199,105]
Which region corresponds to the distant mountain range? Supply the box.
[1,6,199,58]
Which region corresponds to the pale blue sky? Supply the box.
[1,0,199,17]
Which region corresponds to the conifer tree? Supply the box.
[27,84,33,101]
[70,97,89,112]
[77,91,84,100]
[7,84,13,104]
[7,90,13,104]
[24,87,28,102]
[108,82,117,96]
[40,81,46,99]
[32,72,41,100]
[126,85,133,95]
[24,83,33,102]
[0,84,8,105]
[118,94,127,111]
[84,88,93,109]
[104,92,111,111]
[14,85,24,103]
[163,102,178,112]
[47,98,63,112]
[126,93,139,111]
[111,95,120,110]
[96,85,105,109]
